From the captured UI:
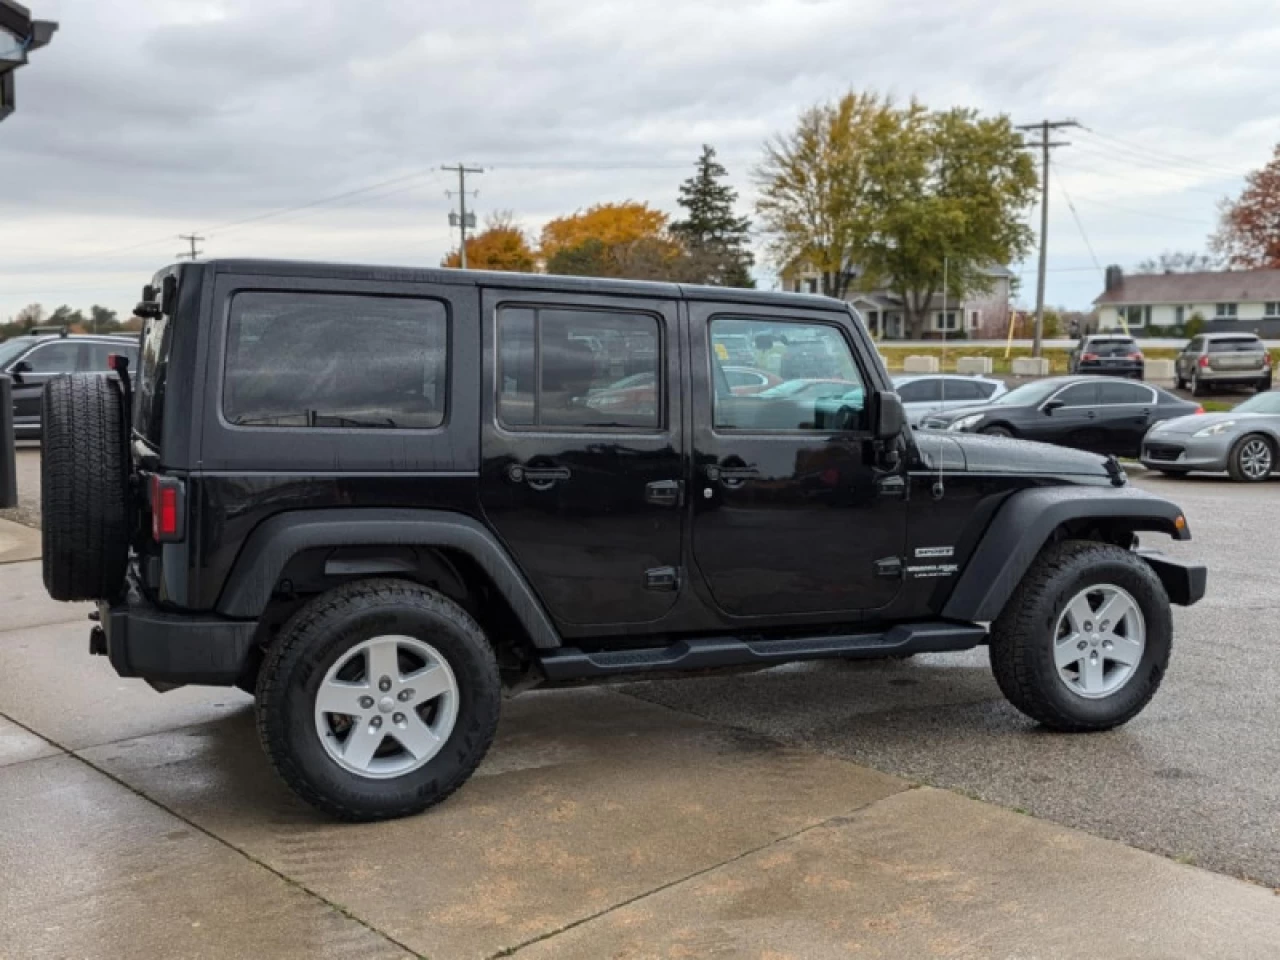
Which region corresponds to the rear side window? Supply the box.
[497,305,661,430]
[974,380,999,398]
[1208,337,1263,353]
[896,379,941,403]
[1098,382,1154,404]
[941,379,986,401]
[224,292,448,430]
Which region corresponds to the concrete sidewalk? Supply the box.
[2,556,1278,959]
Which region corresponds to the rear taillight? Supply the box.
[150,474,184,543]
[1195,405,1205,414]
[1265,351,1272,369]
[1082,352,1098,361]
[1130,351,1144,361]
[1198,355,1210,368]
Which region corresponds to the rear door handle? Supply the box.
[507,464,571,488]
[645,479,683,507]
[706,465,758,488]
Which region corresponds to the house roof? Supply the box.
[1094,269,1280,306]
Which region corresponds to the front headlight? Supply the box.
[949,414,984,432]
[1193,420,1236,438]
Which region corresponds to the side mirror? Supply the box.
[872,390,906,441]
[9,360,30,381]
[1043,398,1064,415]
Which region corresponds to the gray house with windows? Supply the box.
[781,264,1013,340]
[1094,265,1280,337]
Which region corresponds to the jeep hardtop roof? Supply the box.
[185,258,842,312]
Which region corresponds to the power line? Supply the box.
[1075,127,1245,180]
[1069,194,1212,226]
[442,164,483,269]
[1053,158,1103,276]
[1017,117,1080,357]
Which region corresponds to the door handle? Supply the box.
[706,465,758,488]
[645,479,683,507]
[1085,410,1096,419]
[507,464,571,489]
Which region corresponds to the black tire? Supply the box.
[1258,376,1273,393]
[989,540,1171,732]
[1226,433,1274,483]
[1154,468,1190,477]
[1174,375,1187,391]
[255,578,501,821]
[41,375,130,602]
[1190,371,1206,397]
[981,425,1014,438]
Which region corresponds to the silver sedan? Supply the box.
[1141,390,1280,482]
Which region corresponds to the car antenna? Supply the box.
[934,255,948,500]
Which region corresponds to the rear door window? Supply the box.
[22,341,85,373]
[224,292,448,430]
[1098,382,1155,405]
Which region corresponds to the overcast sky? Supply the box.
[2,0,1278,321]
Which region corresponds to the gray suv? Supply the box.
[1175,333,1272,396]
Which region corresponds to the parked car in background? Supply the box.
[722,366,781,395]
[1174,333,1272,396]
[1069,335,1145,379]
[921,376,1201,458]
[891,374,1006,426]
[1142,389,1280,482]
[0,331,139,439]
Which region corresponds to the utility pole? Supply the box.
[177,233,205,260]
[1016,119,1079,358]
[442,164,483,269]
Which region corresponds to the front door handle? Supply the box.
[507,464,571,489]
[706,465,758,488]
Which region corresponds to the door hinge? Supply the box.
[644,566,682,591]
[874,556,904,579]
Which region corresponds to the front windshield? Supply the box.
[992,380,1062,406]
[0,338,34,367]
[1233,392,1280,415]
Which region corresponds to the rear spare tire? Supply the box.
[42,375,130,601]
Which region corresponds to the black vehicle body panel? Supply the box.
[96,259,1204,687]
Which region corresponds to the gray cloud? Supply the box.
[3,0,1279,315]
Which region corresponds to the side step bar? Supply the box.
[538,621,987,682]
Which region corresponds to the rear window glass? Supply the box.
[136,312,173,446]
[1087,339,1136,356]
[224,292,448,430]
[1208,338,1263,353]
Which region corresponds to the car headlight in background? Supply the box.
[948,414,984,432]
[1193,420,1236,438]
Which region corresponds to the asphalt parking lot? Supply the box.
[3,449,1280,957]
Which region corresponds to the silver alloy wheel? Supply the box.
[313,635,459,779]
[1053,585,1146,699]
[1238,437,1273,480]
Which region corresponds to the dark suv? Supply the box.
[1069,335,1144,379]
[41,260,1206,821]
[0,329,138,438]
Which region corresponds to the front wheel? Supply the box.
[1227,434,1273,483]
[255,579,501,821]
[989,541,1171,731]
[981,425,1014,438]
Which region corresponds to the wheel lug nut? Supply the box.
[369,716,382,729]
[393,712,405,724]
[378,676,392,692]
[359,696,374,709]
[1083,621,1093,632]
[398,689,413,701]
[1077,640,1087,651]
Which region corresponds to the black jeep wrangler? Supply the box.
[41,260,1206,821]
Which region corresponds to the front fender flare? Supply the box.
[942,486,1191,623]
[215,508,561,648]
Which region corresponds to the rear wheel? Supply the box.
[989,541,1171,731]
[1190,371,1206,397]
[41,375,130,602]
[1227,434,1273,483]
[255,579,501,821]
[1258,375,1273,393]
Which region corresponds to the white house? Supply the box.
[1094,265,1280,336]
[781,265,1013,340]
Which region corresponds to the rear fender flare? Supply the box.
[215,508,561,648]
[942,486,1191,623]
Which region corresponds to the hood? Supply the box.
[1148,411,1230,436]
[914,431,1115,479]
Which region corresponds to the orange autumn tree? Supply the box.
[442,212,537,272]
[1211,144,1280,269]
[540,202,687,280]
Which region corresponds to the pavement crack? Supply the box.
[0,707,427,960]
[489,786,915,958]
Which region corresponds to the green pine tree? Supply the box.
[671,145,756,287]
